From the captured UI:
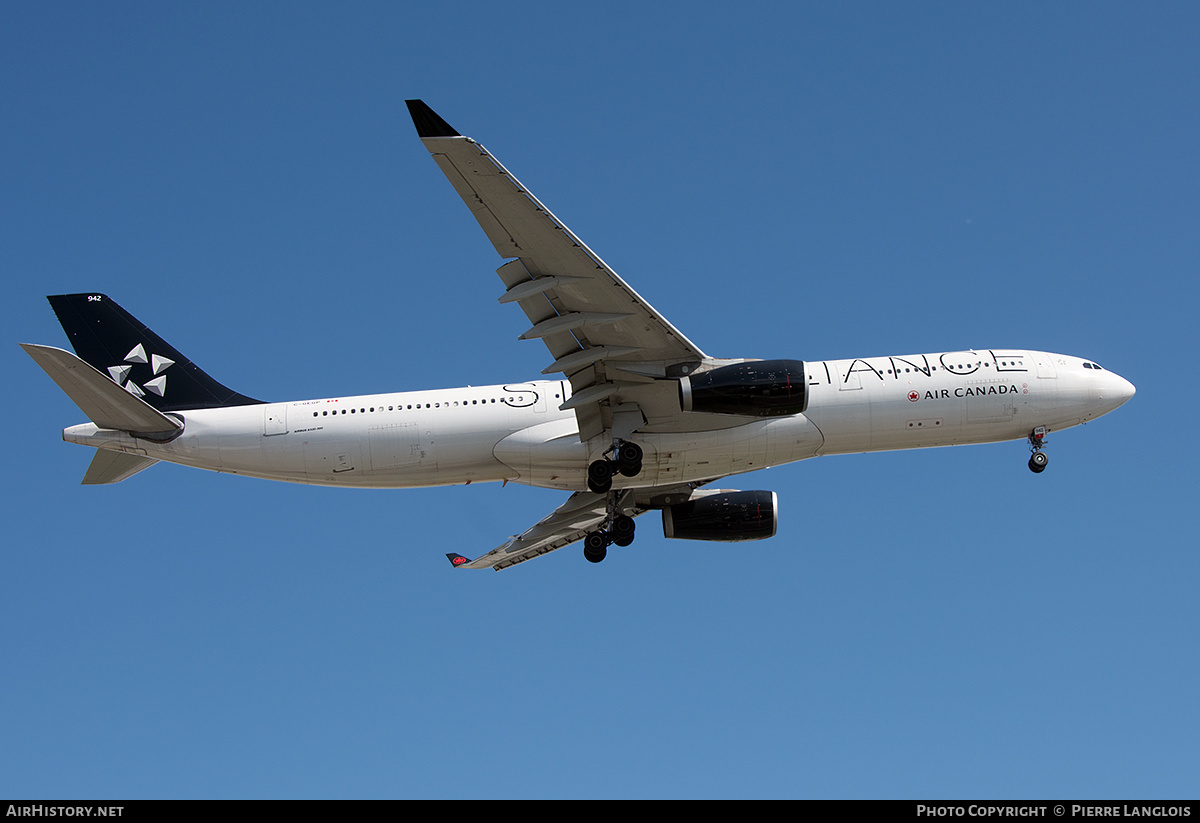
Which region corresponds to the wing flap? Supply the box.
[430,152,524,257]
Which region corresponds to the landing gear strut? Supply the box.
[582,495,638,562]
[586,440,643,493]
[1028,427,1049,474]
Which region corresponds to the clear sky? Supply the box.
[3,1,1197,799]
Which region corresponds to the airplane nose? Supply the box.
[1106,372,1136,409]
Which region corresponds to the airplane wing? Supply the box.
[446,483,704,571]
[447,491,634,570]
[407,100,713,440]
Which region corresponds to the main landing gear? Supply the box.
[1028,427,1049,474]
[583,496,637,563]
[582,438,644,562]
[586,440,643,493]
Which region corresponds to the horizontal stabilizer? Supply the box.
[21,344,183,439]
[82,450,158,485]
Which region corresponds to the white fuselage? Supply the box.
[61,349,1135,491]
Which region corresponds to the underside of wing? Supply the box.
[447,483,704,571]
[447,491,621,570]
[407,101,738,441]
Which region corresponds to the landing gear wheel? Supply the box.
[583,531,609,563]
[1029,451,1048,473]
[587,460,613,493]
[584,545,608,563]
[616,442,643,477]
[610,514,636,545]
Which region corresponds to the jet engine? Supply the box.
[661,490,778,542]
[678,359,808,417]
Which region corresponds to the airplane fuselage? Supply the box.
[62,348,1134,492]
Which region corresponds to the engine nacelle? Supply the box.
[661,490,778,542]
[678,359,808,417]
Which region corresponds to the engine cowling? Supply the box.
[678,359,808,417]
[661,490,778,542]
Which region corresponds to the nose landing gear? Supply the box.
[586,440,643,493]
[1028,427,1049,473]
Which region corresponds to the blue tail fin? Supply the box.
[47,293,262,412]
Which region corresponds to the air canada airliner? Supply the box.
[22,100,1136,570]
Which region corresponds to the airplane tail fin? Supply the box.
[46,293,262,412]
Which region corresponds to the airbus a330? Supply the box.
[22,101,1136,569]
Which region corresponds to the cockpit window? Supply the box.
[1083,362,1104,370]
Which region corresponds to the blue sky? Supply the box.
[3,2,1197,799]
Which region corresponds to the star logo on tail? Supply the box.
[107,343,174,397]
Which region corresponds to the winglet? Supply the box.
[406,100,460,138]
[446,552,472,568]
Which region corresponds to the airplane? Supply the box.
[21,100,1136,570]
